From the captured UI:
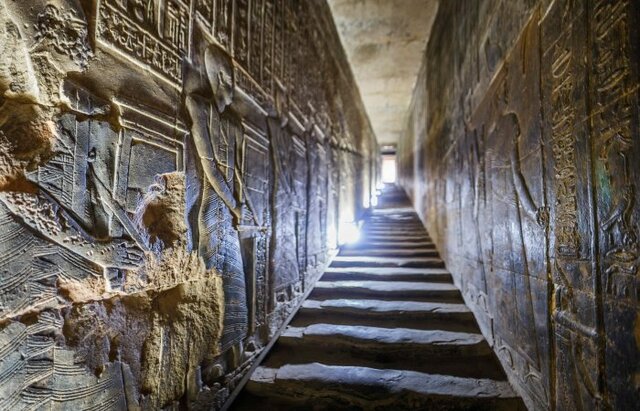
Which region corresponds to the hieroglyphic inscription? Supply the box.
[249,0,265,81]
[261,0,275,94]
[96,0,190,87]
[234,0,250,67]
[592,0,638,301]
[0,0,375,407]
[591,1,640,408]
[550,47,579,256]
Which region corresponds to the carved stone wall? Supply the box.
[398,1,640,409]
[0,0,376,409]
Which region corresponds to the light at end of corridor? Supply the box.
[382,156,396,183]
[338,221,360,245]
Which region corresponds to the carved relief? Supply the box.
[590,1,640,408]
[96,0,190,87]
[0,0,374,407]
[398,0,640,409]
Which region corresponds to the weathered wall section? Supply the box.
[398,1,640,409]
[0,0,376,409]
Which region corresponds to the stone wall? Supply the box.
[397,0,640,409]
[0,0,376,409]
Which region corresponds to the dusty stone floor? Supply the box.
[232,185,525,410]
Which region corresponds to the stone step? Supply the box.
[322,266,451,282]
[370,208,415,215]
[362,230,427,236]
[265,324,503,379]
[310,280,462,302]
[339,247,440,258]
[330,256,444,268]
[345,240,435,250]
[242,364,525,411]
[364,223,424,229]
[367,219,421,224]
[364,234,432,242]
[292,298,477,332]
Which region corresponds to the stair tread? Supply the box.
[314,280,458,293]
[339,248,439,257]
[302,298,470,314]
[282,323,486,347]
[249,363,520,400]
[331,255,443,267]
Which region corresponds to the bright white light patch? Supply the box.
[382,156,396,183]
[338,221,360,245]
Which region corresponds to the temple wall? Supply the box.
[397,1,640,409]
[0,0,376,409]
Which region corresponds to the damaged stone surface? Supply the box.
[0,0,376,409]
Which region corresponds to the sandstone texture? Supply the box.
[328,0,438,145]
[0,0,376,409]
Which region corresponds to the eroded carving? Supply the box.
[0,0,374,408]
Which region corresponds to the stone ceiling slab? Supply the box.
[327,0,439,146]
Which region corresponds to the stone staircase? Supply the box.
[232,185,525,410]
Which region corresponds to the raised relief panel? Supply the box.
[0,0,372,407]
[0,312,129,410]
[112,98,187,216]
[269,119,301,291]
[541,1,603,409]
[589,0,640,407]
[96,0,191,88]
[292,135,308,275]
[470,15,550,409]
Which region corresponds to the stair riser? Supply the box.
[292,308,477,332]
[344,242,435,250]
[339,249,440,258]
[330,260,445,269]
[309,287,462,303]
[320,272,451,282]
[244,381,524,411]
[362,235,432,242]
[270,338,502,379]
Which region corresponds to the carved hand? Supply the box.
[101,240,145,269]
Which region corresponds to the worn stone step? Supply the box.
[331,255,444,268]
[370,209,416,216]
[367,220,421,225]
[362,229,427,236]
[361,227,428,237]
[310,280,462,302]
[322,266,450,282]
[364,234,432,242]
[266,324,503,379]
[339,247,440,258]
[345,240,435,250]
[270,326,500,379]
[243,363,525,411]
[292,298,477,332]
[364,223,424,229]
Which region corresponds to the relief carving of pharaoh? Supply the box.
[186,43,260,365]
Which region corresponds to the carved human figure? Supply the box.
[495,80,548,228]
[0,2,143,294]
[186,44,255,361]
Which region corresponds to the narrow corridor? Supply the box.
[233,186,525,410]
